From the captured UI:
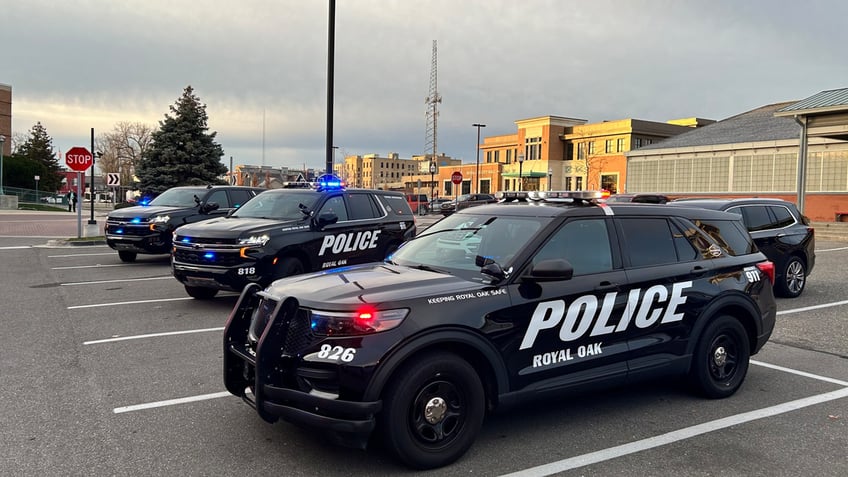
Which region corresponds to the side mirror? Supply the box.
[526,258,574,281]
[315,211,339,229]
[201,202,220,214]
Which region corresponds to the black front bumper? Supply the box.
[105,223,171,254]
[223,285,381,447]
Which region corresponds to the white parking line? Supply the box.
[62,276,173,286]
[113,392,232,414]
[67,297,193,309]
[84,327,224,345]
[53,264,132,270]
[48,252,116,258]
[777,299,848,315]
[751,359,848,386]
[817,246,848,252]
[0,245,31,250]
[500,386,848,477]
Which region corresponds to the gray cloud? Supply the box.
[4,0,848,170]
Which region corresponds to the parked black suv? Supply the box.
[605,192,670,204]
[668,198,815,298]
[105,185,263,262]
[223,190,776,469]
[172,178,417,299]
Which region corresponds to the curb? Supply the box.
[46,239,108,247]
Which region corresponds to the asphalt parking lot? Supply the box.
[1,216,846,476]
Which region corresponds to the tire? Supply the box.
[184,285,218,300]
[379,351,485,470]
[775,256,806,298]
[118,251,137,263]
[689,315,750,399]
[272,257,304,282]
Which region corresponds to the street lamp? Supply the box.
[429,160,436,206]
[0,134,5,196]
[472,123,486,194]
[548,167,553,191]
[518,154,525,191]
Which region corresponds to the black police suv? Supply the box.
[222,190,777,469]
[172,180,417,299]
[105,185,263,262]
[669,197,815,298]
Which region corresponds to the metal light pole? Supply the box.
[472,123,486,193]
[548,167,553,191]
[0,134,5,195]
[429,160,436,206]
[518,154,525,191]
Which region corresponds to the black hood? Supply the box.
[107,205,190,219]
[264,263,481,308]
[176,216,306,238]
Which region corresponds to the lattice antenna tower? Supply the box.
[424,40,441,161]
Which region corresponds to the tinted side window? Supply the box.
[739,206,772,232]
[348,193,380,220]
[769,205,795,228]
[619,218,679,267]
[692,218,754,256]
[206,190,231,208]
[533,218,612,275]
[229,190,254,208]
[319,196,348,221]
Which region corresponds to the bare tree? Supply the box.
[96,122,154,198]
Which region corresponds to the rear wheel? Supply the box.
[775,256,806,298]
[184,285,218,300]
[117,251,137,263]
[689,315,750,398]
[379,351,485,469]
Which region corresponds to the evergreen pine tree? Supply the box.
[136,86,227,194]
[15,122,64,192]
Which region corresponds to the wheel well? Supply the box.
[709,303,759,353]
[376,340,500,413]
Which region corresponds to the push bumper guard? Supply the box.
[223,284,381,447]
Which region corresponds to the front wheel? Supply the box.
[379,351,485,470]
[775,256,806,298]
[689,315,750,398]
[184,285,218,300]
[118,251,137,262]
[272,257,304,282]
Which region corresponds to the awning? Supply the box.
[501,171,549,178]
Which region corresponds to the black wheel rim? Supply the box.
[708,333,739,383]
[409,379,465,448]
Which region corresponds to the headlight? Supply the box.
[238,234,270,246]
[309,308,408,336]
[151,215,170,224]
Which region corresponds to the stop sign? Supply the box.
[451,171,463,185]
[65,146,93,172]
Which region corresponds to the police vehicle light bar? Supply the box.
[315,174,345,191]
[496,190,604,203]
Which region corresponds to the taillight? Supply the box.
[756,261,775,284]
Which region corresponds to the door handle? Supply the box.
[594,281,621,293]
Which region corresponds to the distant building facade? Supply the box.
[626,89,848,222]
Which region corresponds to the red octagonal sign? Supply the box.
[451,171,463,185]
[65,146,93,172]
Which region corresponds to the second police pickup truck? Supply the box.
[171,177,417,299]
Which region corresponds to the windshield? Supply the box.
[390,213,549,278]
[231,190,319,220]
[148,188,205,207]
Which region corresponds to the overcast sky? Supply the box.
[4,0,848,171]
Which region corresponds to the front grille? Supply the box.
[283,309,317,353]
[173,249,242,267]
[174,235,240,246]
[105,223,150,236]
[248,299,317,355]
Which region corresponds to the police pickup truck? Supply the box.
[222,190,777,469]
[172,177,417,299]
[104,185,263,262]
